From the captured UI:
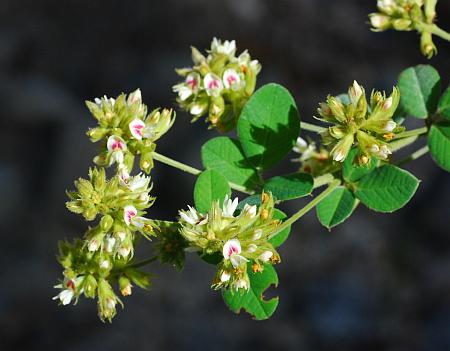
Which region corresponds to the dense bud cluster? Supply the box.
[369,0,439,57]
[86,89,175,173]
[173,38,261,131]
[178,193,281,292]
[316,81,403,164]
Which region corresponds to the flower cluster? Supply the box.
[369,0,437,57]
[292,137,335,176]
[178,193,281,292]
[86,89,175,173]
[173,38,261,131]
[53,239,151,322]
[316,81,403,164]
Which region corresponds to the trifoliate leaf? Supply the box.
[316,186,356,229]
[222,264,279,320]
[237,83,300,170]
[398,65,441,119]
[194,169,231,213]
[263,173,313,201]
[201,136,260,188]
[355,165,419,213]
[428,122,450,172]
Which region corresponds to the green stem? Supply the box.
[395,145,429,166]
[152,151,254,195]
[270,179,340,237]
[301,121,327,133]
[429,24,450,42]
[123,256,158,270]
[389,135,419,152]
[313,173,335,189]
[394,126,428,139]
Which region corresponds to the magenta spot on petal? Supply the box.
[66,280,75,290]
[187,78,197,90]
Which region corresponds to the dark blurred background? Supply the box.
[1,0,450,350]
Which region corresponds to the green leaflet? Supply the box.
[194,169,231,213]
[316,186,356,229]
[438,86,450,120]
[237,83,300,170]
[355,165,419,213]
[263,173,313,201]
[201,136,260,188]
[398,65,441,119]
[222,264,279,320]
[428,122,450,172]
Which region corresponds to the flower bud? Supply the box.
[100,215,114,232]
[83,275,98,299]
[83,207,98,221]
[119,276,132,296]
[140,152,154,174]
[87,127,109,142]
[370,14,391,31]
[392,18,412,31]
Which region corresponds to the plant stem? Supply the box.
[270,179,340,237]
[301,121,327,133]
[313,173,335,189]
[123,256,158,270]
[429,24,450,42]
[152,151,254,195]
[396,145,429,166]
[389,135,419,152]
[394,126,428,139]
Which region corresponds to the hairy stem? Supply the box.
[313,173,335,189]
[394,126,428,139]
[389,135,419,152]
[270,179,341,237]
[301,121,327,133]
[396,145,429,166]
[152,151,254,195]
[429,24,450,42]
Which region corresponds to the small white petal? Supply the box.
[107,135,127,152]
[223,239,241,259]
[220,271,231,282]
[204,73,223,97]
[258,251,273,262]
[179,210,196,225]
[124,205,137,226]
[252,229,263,241]
[384,120,396,132]
[129,119,146,140]
[333,150,345,162]
[100,260,110,269]
[233,279,249,290]
[247,244,257,253]
[230,254,249,268]
[243,204,257,218]
[223,69,241,91]
[383,97,393,111]
[106,237,116,253]
[128,89,142,105]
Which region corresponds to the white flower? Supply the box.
[179,206,208,226]
[118,245,131,258]
[370,144,380,154]
[293,137,316,162]
[204,73,223,97]
[220,271,231,282]
[383,97,393,111]
[223,69,242,91]
[222,195,239,218]
[242,204,257,218]
[88,238,100,252]
[105,236,116,253]
[116,231,126,242]
[293,137,308,153]
[384,120,396,132]
[211,37,236,56]
[252,229,263,241]
[258,251,273,262]
[237,51,261,74]
[223,239,249,268]
[378,145,392,159]
[129,119,146,140]
[107,135,127,165]
[100,260,110,269]
[118,164,130,185]
[53,289,74,305]
[233,279,249,290]
[124,205,137,226]
[186,73,200,93]
[190,103,206,115]
[127,89,142,105]
[370,14,391,29]
[333,150,346,162]
[106,297,116,310]
[128,173,150,191]
[247,244,257,253]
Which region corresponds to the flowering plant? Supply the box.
[54,8,450,322]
